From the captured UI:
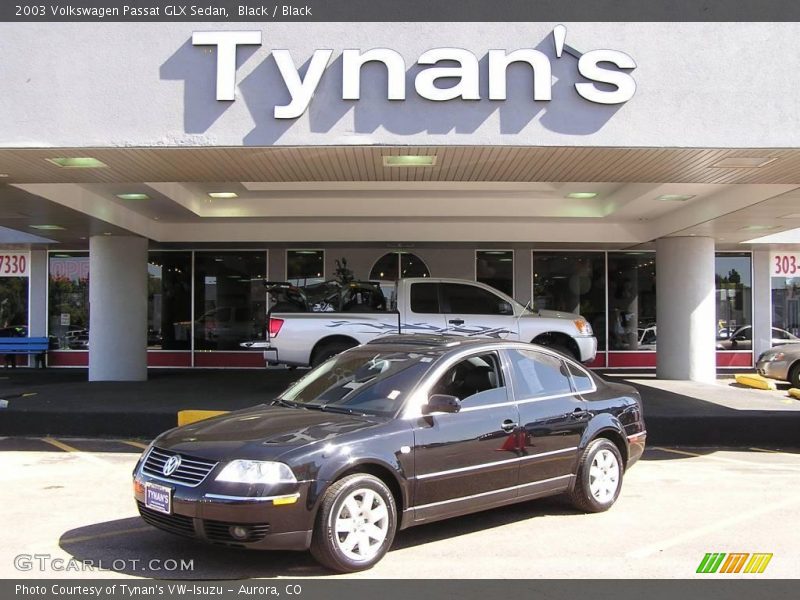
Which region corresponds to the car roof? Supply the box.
[364,333,509,354]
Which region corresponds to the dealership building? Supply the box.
[2,20,800,381]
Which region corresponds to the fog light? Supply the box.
[230,526,249,540]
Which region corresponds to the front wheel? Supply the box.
[310,474,397,573]
[567,438,623,513]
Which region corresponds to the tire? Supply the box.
[534,339,577,361]
[310,341,356,367]
[310,474,397,573]
[567,438,624,513]
[789,362,800,388]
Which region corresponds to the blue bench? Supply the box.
[0,337,49,368]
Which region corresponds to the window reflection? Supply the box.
[148,252,191,350]
[48,253,89,349]
[715,253,752,347]
[287,250,324,286]
[476,250,514,296]
[607,253,656,351]
[193,252,266,350]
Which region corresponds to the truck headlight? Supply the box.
[574,318,593,336]
[215,460,297,484]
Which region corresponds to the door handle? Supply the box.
[501,419,517,432]
[448,319,465,326]
[570,408,591,420]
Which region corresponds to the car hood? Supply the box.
[154,404,385,461]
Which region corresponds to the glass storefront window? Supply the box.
[148,252,192,350]
[476,250,514,296]
[369,252,431,309]
[0,277,28,333]
[287,250,324,286]
[607,252,656,351]
[533,252,606,351]
[193,252,267,351]
[715,252,752,347]
[48,252,89,349]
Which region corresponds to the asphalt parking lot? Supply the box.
[1,438,798,579]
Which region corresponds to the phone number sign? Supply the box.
[771,252,800,277]
[0,252,30,277]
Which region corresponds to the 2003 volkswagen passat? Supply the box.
[133,335,646,572]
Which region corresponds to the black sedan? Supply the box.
[133,334,646,572]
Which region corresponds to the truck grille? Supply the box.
[141,447,217,487]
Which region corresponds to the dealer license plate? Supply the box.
[144,482,172,515]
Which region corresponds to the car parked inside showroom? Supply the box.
[133,334,646,572]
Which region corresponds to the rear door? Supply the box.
[504,348,589,491]
[402,281,448,335]
[440,282,520,340]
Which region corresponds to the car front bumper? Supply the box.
[133,470,314,551]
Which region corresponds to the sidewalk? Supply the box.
[1,368,799,446]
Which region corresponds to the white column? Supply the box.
[752,250,772,361]
[89,236,148,381]
[656,237,716,381]
[27,250,48,366]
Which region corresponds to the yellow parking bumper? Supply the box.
[734,373,776,390]
[177,410,229,426]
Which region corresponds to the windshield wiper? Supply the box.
[317,404,371,417]
[271,398,300,408]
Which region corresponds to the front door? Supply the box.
[412,351,520,522]
[440,282,521,340]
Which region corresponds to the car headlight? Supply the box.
[215,460,297,484]
[763,352,786,362]
[574,318,593,336]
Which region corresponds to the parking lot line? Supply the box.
[61,526,151,545]
[652,446,800,470]
[627,495,800,559]
[40,437,111,466]
[120,440,149,450]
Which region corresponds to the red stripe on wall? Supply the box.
[147,352,192,367]
[47,351,89,367]
[193,352,265,368]
[607,352,657,368]
[585,354,606,368]
[716,351,753,368]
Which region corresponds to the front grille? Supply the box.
[204,519,271,545]
[142,447,217,487]
[137,502,196,538]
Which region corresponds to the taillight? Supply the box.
[268,317,284,337]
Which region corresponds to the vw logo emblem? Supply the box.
[162,455,181,477]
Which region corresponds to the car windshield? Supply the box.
[278,348,439,417]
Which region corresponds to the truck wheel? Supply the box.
[311,341,356,367]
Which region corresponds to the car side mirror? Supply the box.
[498,301,513,315]
[422,394,461,415]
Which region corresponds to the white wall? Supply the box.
[2,22,800,148]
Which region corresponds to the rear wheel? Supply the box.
[568,438,623,513]
[310,341,356,367]
[789,362,800,388]
[310,474,397,573]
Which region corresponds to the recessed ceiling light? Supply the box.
[46,157,108,169]
[566,192,597,199]
[53,254,70,258]
[712,157,777,168]
[0,173,9,178]
[29,224,65,230]
[779,213,800,219]
[116,193,150,201]
[739,225,778,231]
[382,155,437,167]
[103,232,112,236]
[656,194,695,201]
[208,192,238,199]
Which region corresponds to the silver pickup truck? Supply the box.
[258,277,597,367]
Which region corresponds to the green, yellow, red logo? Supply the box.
[696,553,773,574]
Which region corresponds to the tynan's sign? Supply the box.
[193,25,637,119]
[0,252,30,278]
